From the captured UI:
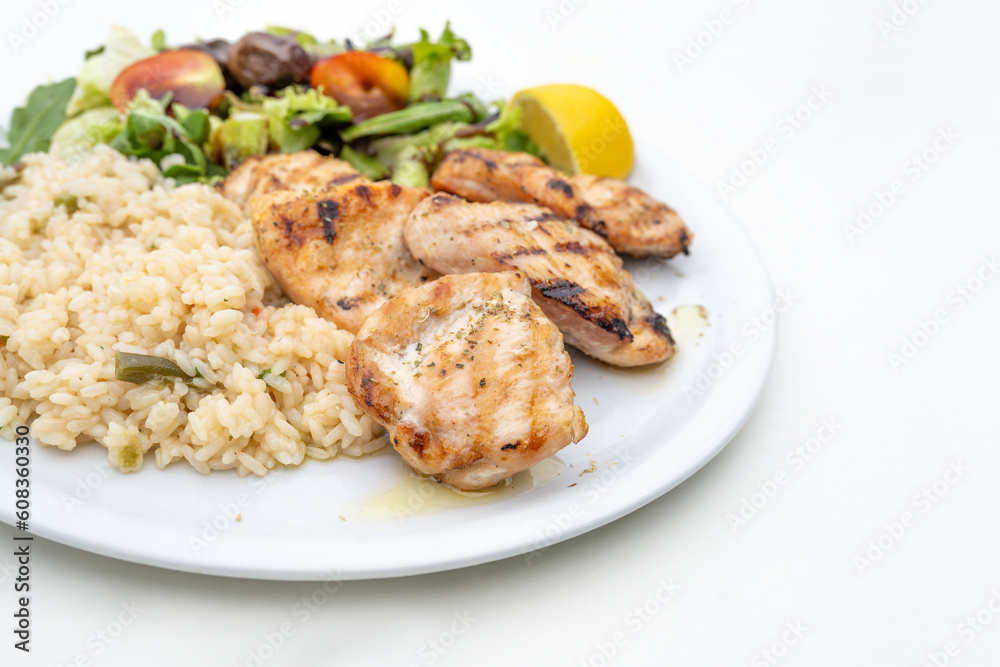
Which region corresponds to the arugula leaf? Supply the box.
[0,78,77,165]
[109,91,218,184]
[408,23,472,103]
[339,145,387,180]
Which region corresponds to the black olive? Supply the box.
[227,32,313,91]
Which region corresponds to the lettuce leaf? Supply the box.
[109,91,222,184]
[260,86,351,153]
[50,106,124,161]
[0,78,77,164]
[408,23,472,102]
[68,26,154,117]
[211,112,269,169]
[483,102,538,154]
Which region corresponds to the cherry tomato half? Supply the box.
[310,51,410,121]
[110,49,226,112]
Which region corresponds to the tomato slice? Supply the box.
[110,49,226,112]
[311,51,410,121]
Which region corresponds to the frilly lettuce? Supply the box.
[259,86,351,153]
[68,26,154,117]
[408,22,471,102]
[50,107,124,161]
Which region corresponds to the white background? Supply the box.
[3,0,1000,665]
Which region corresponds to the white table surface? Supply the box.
[3,0,999,665]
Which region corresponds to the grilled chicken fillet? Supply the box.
[250,181,437,333]
[404,193,675,367]
[347,271,588,490]
[219,151,368,212]
[430,148,691,258]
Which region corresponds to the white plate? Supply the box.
[0,145,775,580]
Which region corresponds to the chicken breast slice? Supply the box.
[250,181,437,333]
[218,151,368,211]
[430,148,692,258]
[404,193,675,367]
[347,271,587,490]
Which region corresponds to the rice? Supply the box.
[0,146,386,475]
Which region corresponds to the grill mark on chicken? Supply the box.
[534,275,634,342]
[317,200,339,244]
[526,211,562,223]
[431,148,692,257]
[495,247,547,264]
[331,173,363,186]
[647,313,675,345]
[355,184,374,205]
[678,228,690,255]
[554,241,589,255]
[547,178,574,197]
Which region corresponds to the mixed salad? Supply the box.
[0,24,537,186]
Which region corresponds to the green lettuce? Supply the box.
[109,91,222,184]
[408,22,472,102]
[260,86,351,153]
[50,106,124,162]
[67,26,154,117]
[211,112,269,169]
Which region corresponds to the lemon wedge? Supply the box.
[512,84,634,179]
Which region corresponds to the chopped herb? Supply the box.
[53,193,79,213]
[426,361,435,367]
[455,363,464,369]
[257,369,271,379]
[479,378,486,387]
[115,351,193,385]
[416,342,423,352]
